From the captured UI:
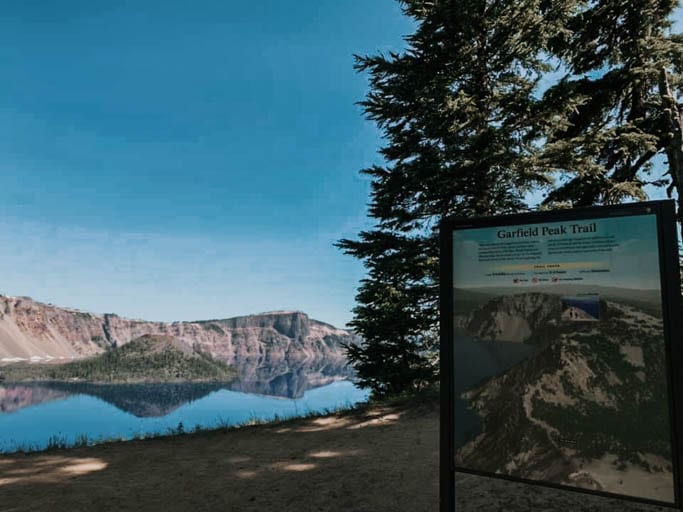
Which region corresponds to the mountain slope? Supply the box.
[454,292,673,502]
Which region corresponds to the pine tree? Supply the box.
[537,0,683,228]
[338,0,554,397]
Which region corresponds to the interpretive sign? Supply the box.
[440,200,683,510]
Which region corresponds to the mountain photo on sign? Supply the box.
[452,213,674,504]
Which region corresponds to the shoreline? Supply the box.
[0,397,674,512]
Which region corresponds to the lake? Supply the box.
[0,380,369,453]
[454,332,536,448]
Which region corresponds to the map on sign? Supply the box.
[452,213,674,503]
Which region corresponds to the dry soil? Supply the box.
[0,401,673,512]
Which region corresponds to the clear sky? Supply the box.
[0,2,680,328]
[0,0,414,327]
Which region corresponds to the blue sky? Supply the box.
[0,0,413,327]
[0,2,680,328]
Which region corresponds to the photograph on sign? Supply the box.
[452,212,674,503]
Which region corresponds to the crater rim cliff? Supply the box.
[0,294,359,365]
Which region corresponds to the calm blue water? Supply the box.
[0,381,369,453]
[454,333,536,448]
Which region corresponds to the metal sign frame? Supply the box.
[440,200,683,510]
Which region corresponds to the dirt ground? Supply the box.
[0,402,673,512]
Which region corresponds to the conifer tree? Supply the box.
[537,0,683,231]
[338,0,554,396]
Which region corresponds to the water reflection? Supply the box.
[229,357,355,399]
[0,385,70,414]
[0,358,357,418]
[1,382,230,417]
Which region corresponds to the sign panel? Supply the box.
[440,201,683,510]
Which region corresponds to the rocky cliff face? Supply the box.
[0,298,102,360]
[0,296,359,376]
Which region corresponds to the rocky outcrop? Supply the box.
[0,296,360,376]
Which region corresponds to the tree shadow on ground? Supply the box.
[0,404,438,512]
[0,402,674,512]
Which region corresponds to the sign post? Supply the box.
[440,200,683,510]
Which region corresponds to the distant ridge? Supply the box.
[0,296,334,328]
[255,310,302,315]
[454,284,662,317]
[0,295,360,369]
